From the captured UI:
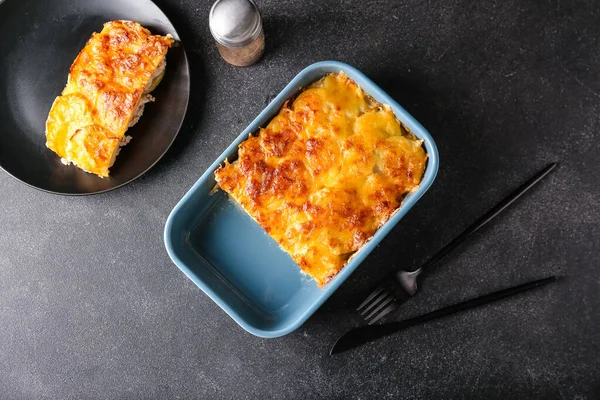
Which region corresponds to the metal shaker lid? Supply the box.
[209,0,262,48]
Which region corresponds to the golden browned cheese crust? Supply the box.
[214,72,427,287]
[45,20,173,177]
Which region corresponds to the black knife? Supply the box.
[331,276,558,355]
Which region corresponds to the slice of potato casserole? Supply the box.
[45,20,173,177]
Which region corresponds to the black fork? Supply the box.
[357,162,558,324]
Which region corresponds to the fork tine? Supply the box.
[359,290,388,315]
[364,295,395,321]
[357,286,385,311]
[368,303,398,325]
[359,290,389,316]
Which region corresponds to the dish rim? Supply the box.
[165,60,439,337]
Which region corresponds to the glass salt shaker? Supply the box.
[209,0,265,67]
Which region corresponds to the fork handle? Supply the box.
[420,162,557,272]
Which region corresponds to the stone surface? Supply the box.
[1,0,599,398]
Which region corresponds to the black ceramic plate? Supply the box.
[0,0,190,195]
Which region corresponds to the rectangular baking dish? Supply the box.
[164,61,438,338]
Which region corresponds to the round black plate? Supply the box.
[0,0,190,195]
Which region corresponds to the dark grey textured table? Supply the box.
[1,0,599,398]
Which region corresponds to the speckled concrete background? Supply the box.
[1,0,599,398]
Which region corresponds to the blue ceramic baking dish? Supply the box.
[164,61,438,338]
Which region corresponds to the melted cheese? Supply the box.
[215,72,427,287]
[45,20,173,177]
